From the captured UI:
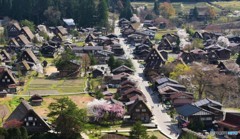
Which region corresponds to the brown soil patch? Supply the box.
[0,104,10,119]
[33,95,94,117]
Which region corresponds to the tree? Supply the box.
[87,99,125,123]
[205,74,238,104]
[20,20,35,32]
[153,1,160,15]
[108,55,115,70]
[89,53,97,65]
[81,54,91,76]
[236,52,240,67]
[98,0,109,27]
[207,7,216,20]
[149,135,158,139]
[54,49,78,69]
[48,97,87,139]
[6,128,22,139]
[44,6,61,26]
[170,64,191,80]
[217,36,230,48]
[191,39,204,49]
[129,121,148,139]
[120,0,133,20]
[182,64,216,100]
[0,128,8,138]
[159,2,176,18]
[19,127,28,139]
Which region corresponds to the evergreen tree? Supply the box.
[120,0,133,20]
[153,1,160,15]
[108,55,115,70]
[98,0,109,27]
[20,127,28,139]
[129,121,148,139]
[236,52,240,67]
[7,128,22,139]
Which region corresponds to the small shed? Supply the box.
[29,94,43,106]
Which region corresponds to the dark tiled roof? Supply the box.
[155,77,178,85]
[112,65,134,73]
[176,104,213,117]
[193,98,222,107]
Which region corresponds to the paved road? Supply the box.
[114,23,180,139]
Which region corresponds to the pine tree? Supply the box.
[120,0,133,20]
[98,0,109,27]
[236,52,240,67]
[129,121,149,139]
[153,1,159,15]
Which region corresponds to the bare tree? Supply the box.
[0,110,7,125]
[205,74,239,105]
[81,54,90,76]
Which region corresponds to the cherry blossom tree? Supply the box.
[87,99,125,123]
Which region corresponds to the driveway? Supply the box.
[114,22,180,139]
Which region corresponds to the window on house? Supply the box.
[142,109,146,112]
[28,117,33,121]
[5,76,7,79]
[7,79,10,82]
[26,122,29,126]
[136,109,140,112]
[2,79,5,82]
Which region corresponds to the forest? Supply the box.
[0,0,109,27]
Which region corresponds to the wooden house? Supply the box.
[154,77,178,91]
[120,88,146,102]
[142,37,153,47]
[109,72,130,85]
[21,26,34,41]
[40,45,58,58]
[0,67,17,93]
[179,51,196,64]
[189,7,210,20]
[193,32,203,39]
[207,50,219,64]
[63,18,76,30]
[7,22,21,38]
[0,50,11,63]
[9,35,31,46]
[29,94,43,106]
[15,60,31,75]
[92,68,105,78]
[216,48,231,60]
[121,25,136,37]
[112,65,134,75]
[19,49,39,66]
[57,60,81,78]
[170,92,194,108]
[5,100,51,133]
[144,48,167,71]
[55,26,68,36]
[85,34,96,43]
[127,99,153,123]
[176,104,215,129]
[193,98,223,120]
[217,112,240,139]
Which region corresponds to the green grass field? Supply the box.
[25,78,87,94]
[213,1,240,11]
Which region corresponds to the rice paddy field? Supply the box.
[24,78,87,94]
